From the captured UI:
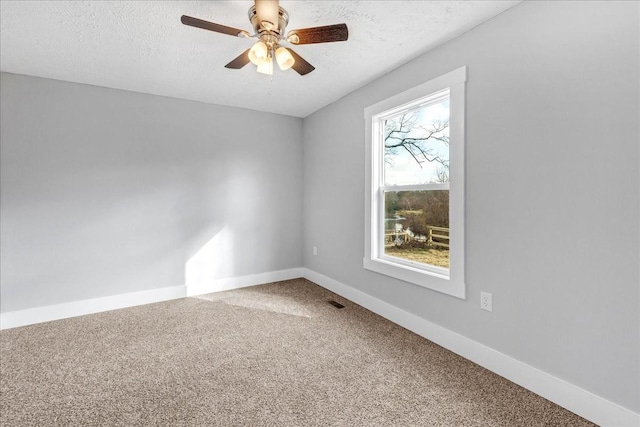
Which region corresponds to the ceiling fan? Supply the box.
[181,0,348,76]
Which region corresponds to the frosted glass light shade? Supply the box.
[248,41,268,65]
[257,56,273,75]
[275,47,295,70]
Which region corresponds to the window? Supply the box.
[364,67,466,298]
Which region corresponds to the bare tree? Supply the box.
[384,112,449,170]
[434,166,449,184]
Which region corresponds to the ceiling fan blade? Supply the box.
[225,49,251,69]
[181,15,248,37]
[287,49,315,76]
[287,23,348,45]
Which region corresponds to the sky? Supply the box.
[384,98,450,186]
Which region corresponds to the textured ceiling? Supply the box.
[0,1,521,117]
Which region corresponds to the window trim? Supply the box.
[363,66,467,299]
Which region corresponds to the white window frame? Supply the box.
[363,66,466,299]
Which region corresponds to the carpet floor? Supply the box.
[1,279,595,426]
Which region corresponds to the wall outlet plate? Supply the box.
[480,292,493,312]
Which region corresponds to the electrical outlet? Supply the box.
[480,292,493,312]
[312,246,318,256]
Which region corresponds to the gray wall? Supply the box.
[303,1,639,412]
[1,73,303,312]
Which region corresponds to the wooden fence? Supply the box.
[385,226,449,248]
[385,231,409,245]
[427,226,450,248]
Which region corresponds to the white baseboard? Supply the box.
[303,268,639,427]
[185,268,304,297]
[0,285,187,330]
[0,268,304,330]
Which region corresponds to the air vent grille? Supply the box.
[328,300,345,309]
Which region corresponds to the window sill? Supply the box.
[363,257,465,299]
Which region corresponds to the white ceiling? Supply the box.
[0,1,521,118]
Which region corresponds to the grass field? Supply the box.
[385,246,449,269]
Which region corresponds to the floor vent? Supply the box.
[328,300,345,309]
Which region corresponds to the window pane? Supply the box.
[383,97,450,186]
[383,190,449,269]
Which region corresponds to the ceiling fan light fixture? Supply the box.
[275,47,295,71]
[248,41,268,65]
[256,55,274,75]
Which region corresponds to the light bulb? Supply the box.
[257,55,273,75]
[248,41,268,65]
[275,46,295,71]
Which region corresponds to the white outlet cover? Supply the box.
[480,292,493,312]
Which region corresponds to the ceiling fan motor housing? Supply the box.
[248,6,289,37]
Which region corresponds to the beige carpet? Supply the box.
[1,279,595,426]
